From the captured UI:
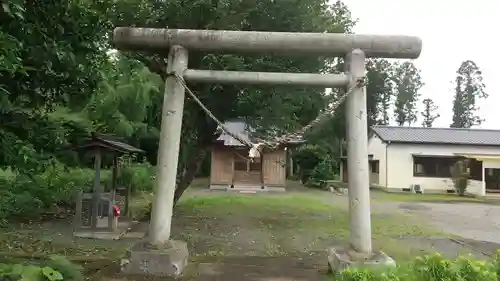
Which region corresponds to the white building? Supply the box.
[341,126,500,196]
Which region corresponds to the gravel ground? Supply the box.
[313,191,500,257]
[374,201,500,245]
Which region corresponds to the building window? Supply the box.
[413,156,455,178]
[413,156,483,181]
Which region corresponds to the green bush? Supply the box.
[0,163,109,223]
[451,160,470,196]
[0,160,155,223]
[44,255,84,281]
[309,155,335,183]
[294,144,331,184]
[0,255,83,281]
[336,253,498,281]
[119,162,155,193]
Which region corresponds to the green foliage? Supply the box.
[451,60,488,128]
[421,98,440,128]
[0,255,82,281]
[294,145,335,185]
[393,61,423,126]
[336,253,498,281]
[0,263,62,281]
[0,164,108,223]
[310,155,335,183]
[0,161,156,223]
[44,256,84,281]
[451,160,470,196]
[119,162,156,193]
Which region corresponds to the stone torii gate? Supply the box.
[113,28,422,276]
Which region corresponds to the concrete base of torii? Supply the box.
[121,240,189,277]
[327,246,395,274]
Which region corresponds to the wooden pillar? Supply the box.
[260,152,265,189]
[91,150,102,230]
[125,181,131,217]
[73,190,83,232]
[109,155,118,231]
[288,149,294,178]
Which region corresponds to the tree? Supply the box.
[393,62,423,126]
[421,98,440,127]
[0,0,111,170]
[366,59,396,126]
[111,0,357,203]
[450,60,488,128]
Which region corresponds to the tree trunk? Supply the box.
[173,147,209,205]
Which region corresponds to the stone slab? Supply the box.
[121,240,189,277]
[74,221,132,240]
[209,184,229,190]
[73,230,124,240]
[327,246,395,273]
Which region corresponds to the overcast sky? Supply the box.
[347,0,499,128]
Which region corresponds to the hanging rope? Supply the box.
[169,72,365,159]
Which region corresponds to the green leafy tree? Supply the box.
[421,98,440,127]
[393,62,423,126]
[110,0,357,203]
[0,0,111,170]
[450,60,488,128]
[366,59,396,125]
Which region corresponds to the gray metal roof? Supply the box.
[215,120,304,146]
[216,120,253,146]
[371,126,500,146]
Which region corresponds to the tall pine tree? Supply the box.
[450,60,487,128]
[366,59,395,126]
[393,62,423,126]
[421,98,440,127]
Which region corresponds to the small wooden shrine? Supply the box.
[71,133,144,240]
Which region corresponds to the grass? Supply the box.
[171,193,446,262]
[0,186,485,280]
[371,190,485,203]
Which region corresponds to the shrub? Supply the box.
[118,162,155,193]
[0,255,83,281]
[44,255,84,281]
[294,144,331,184]
[335,253,498,281]
[451,159,470,196]
[0,163,110,223]
[0,160,155,223]
[309,155,335,183]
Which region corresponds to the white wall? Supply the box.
[367,135,387,187]
[386,143,500,195]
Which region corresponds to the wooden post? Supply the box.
[73,190,83,232]
[260,152,265,189]
[125,183,131,217]
[109,155,118,231]
[91,150,102,230]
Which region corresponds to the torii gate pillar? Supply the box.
[114,27,422,277]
